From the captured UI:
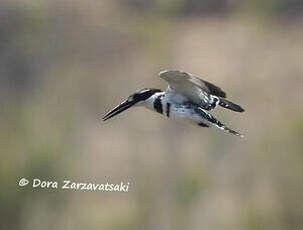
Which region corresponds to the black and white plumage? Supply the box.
[103,70,245,137]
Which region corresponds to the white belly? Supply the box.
[144,92,206,125]
[165,103,202,125]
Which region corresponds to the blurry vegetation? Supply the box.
[121,0,303,18]
[1,0,303,230]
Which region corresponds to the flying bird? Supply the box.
[103,70,245,137]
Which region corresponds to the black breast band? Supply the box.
[154,96,163,114]
[166,103,171,117]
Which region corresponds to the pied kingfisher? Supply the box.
[103,70,245,137]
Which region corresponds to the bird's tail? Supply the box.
[219,98,245,112]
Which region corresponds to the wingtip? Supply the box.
[159,69,172,76]
[235,107,245,112]
[159,69,185,76]
[231,131,244,138]
[158,69,170,76]
[233,132,244,138]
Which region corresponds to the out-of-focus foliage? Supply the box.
[1,0,303,230]
[121,0,303,18]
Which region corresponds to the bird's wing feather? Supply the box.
[159,70,226,98]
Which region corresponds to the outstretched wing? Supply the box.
[159,70,226,105]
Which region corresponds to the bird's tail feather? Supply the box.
[219,98,244,112]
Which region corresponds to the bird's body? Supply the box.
[103,70,245,137]
[145,91,192,122]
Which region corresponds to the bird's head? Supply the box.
[103,88,162,121]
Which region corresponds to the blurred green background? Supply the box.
[1,0,303,229]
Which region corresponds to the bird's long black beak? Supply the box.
[103,99,135,121]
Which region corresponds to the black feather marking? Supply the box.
[204,81,226,98]
[133,88,162,102]
[166,103,171,117]
[219,98,245,112]
[198,123,209,127]
[154,97,163,114]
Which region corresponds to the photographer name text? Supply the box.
[18,178,130,192]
